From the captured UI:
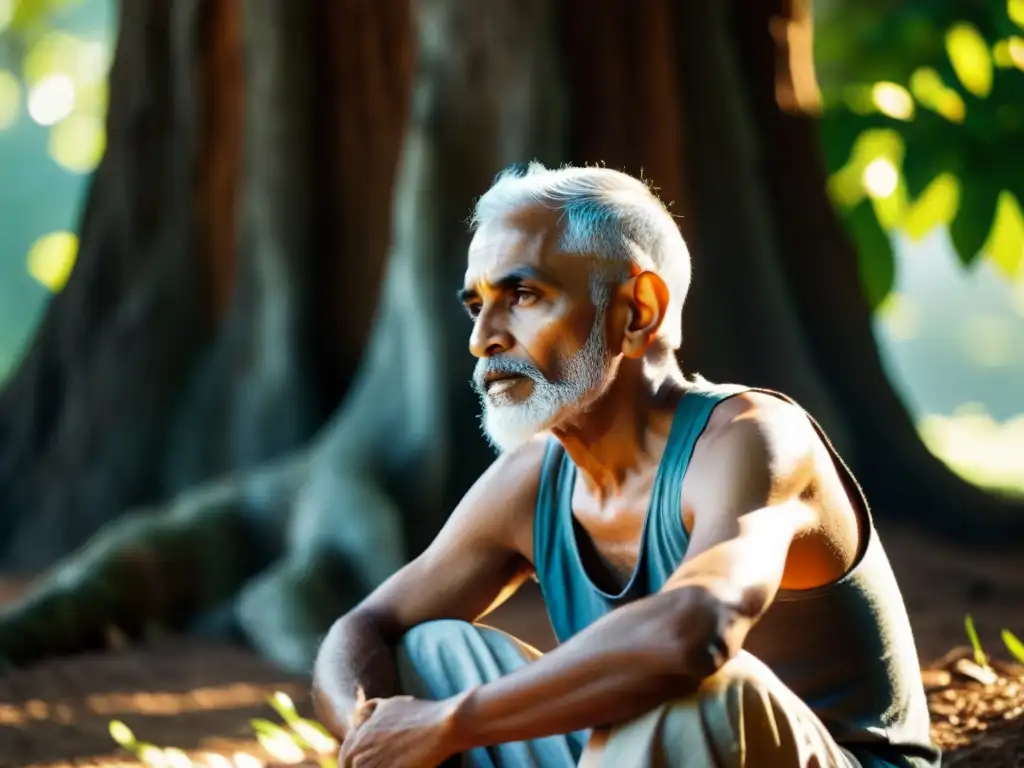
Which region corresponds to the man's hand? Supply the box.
[339,695,461,768]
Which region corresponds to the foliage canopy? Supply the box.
[818,0,1024,308]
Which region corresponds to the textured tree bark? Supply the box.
[0,0,217,569]
[0,0,415,568]
[232,0,567,670]
[162,0,415,494]
[0,0,567,673]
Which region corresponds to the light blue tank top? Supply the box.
[532,380,939,767]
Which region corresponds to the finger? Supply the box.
[346,686,368,736]
[338,736,356,768]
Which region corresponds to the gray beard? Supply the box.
[473,298,612,454]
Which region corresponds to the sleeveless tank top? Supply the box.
[533,380,940,766]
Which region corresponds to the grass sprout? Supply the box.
[964,614,989,668]
[1002,629,1024,665]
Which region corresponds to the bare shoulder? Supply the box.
[695,390,819,488]
[450,436,549,560]
[688,389,863,585]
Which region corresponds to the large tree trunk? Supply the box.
[0,0,414,570]
[232,0,566,670]
[0,0,217,569]
[163,1,416,495]
[0,0,566,672]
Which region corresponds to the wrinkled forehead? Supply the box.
[464,207,595,293]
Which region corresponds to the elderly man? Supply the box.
[312,164,939,768]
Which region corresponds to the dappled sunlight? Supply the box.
[992,36,1024,70]
[105,691,337,768]
[0,68,19,128]
[871,82,914,121]
[986,192,1024,280]
[862,158,898,198]
[945,22,993,98]
[824,1,1024,503]
[826,1,1024,320]
[0,0,113,383]
[26,229,77,291]
[0,683,309,725]
[22,30,110,171]
[919,405,1024,495]
[49,110,105,171]
[28,71,75,125]
[908,67,965,123]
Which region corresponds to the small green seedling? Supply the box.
[964,614,989,669]
[109,720,170,767]
[1002,629,1024,665]
[268,692,338,761]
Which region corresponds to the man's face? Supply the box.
[461,208,615,452]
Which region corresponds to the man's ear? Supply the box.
[615,271,669,358]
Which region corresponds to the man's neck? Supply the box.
[551,358,690,502]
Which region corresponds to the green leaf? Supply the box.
[909,67,966,122]
[821,111,870,174]
[1010,0,1024,30]
[844,200,896,311]
[983,191,1024,279]
[946,22,993,98]
[268,691,299,724]
[901,148,947,201]
[950,180,1000,266]
[1002,629,1024,664]
[965,614,989,668]
[904,173,961,240]
[108,720,136,749]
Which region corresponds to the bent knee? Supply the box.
[397,620,536,702]
[401,619,476,646]
[398,619,477,666]
[669,653,809,766]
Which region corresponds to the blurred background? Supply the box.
[0,0,1023,766]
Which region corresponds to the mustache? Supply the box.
[473,357,543,395]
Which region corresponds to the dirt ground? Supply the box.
[0,519,1021,768]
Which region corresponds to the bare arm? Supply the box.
[311,441,541,739]
[446,398,833,750]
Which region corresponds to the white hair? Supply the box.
[470,162,691,349]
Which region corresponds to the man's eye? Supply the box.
[466,303,481,319]
[513,289,537,307]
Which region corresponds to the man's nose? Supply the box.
[469,308,513,359]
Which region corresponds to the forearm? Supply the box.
[450,586,732,751]
[312,609,400,740]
